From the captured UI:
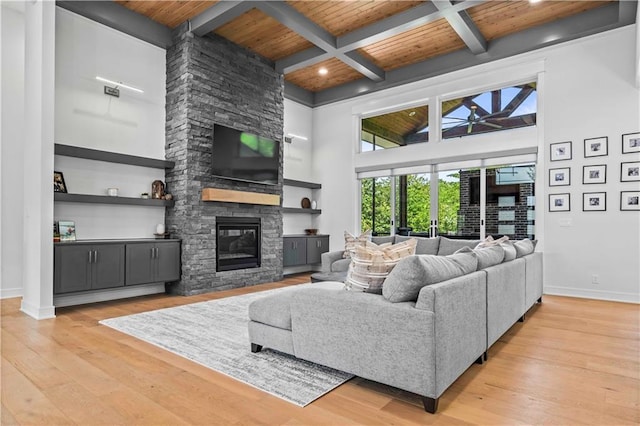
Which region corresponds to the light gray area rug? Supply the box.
[100,286,353,406]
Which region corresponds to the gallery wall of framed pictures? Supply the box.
[548,132,640,212]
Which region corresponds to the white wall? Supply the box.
[54,8,167,240]
[1,2,25,299]
[312,25,640,303]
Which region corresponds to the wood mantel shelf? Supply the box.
[201,188,280,206]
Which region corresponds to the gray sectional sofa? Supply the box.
[248,235,542,413]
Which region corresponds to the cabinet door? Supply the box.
[54,245,92,294]
[155,241,181,282]
[125,243,156,286]
[91,244,125,290]
[283,237,307,266]
[306,236,329,264]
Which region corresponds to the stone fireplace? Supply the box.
[164,24,284,295]
[216,217,261,272]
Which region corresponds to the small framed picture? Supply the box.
[620,191,640,211]
[622,132,640,154]
[549,193,570,212]
[584,136,608,157]
[58,220,76,242]
[621,161,640,182]
[582,165,606,184]
[54,171,67,193]
[549,167,570,186]
[550,141,572,161]
[583,192,606,212]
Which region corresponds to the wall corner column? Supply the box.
[21,0,55,319]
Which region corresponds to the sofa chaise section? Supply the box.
[248,272,487,413]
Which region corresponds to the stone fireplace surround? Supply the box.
[164,24,284,296]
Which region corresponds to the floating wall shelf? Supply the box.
[55,143,175,169]
[282,207,322,214]
[283,178,321,189]
[55,193,174,207]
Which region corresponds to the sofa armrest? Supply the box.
[415,271,487,396]
[321,250,345,272]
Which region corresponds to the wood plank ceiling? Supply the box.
[114,0,620,98]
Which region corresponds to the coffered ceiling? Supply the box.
[57,0,637,107]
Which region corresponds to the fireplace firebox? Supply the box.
[216,217,261,272]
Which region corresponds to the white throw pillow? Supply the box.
[342,230,372,259]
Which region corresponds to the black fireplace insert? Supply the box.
[216,217,261,271]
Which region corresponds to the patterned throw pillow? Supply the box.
[345,238,417,293]
[343,230,372,258]
[475,235,509,249]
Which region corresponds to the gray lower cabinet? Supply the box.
[54,244,125,294]
[283,235,329,267]
[126,241,181,285]
[306,235,330,264]
[283,237,307,267]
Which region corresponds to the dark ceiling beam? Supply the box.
[56,0,172,48]
[275,47,331,73]
[307,1,633,107]
[190,1,256,37]
[256,1,384,81]
[432,0,487,54]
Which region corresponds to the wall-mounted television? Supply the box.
[211,124,280,185]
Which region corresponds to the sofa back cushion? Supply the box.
[345,239,417,293]
[382,250,478,302]
[437,237,481,256]
[396,235,440,255]
[371,235,395,245]
[456,246,505,270]
[500,240,517,262]
[514,238,535,258]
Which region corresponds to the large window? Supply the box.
[442,83,537,139]
[361,177,392,235]
[361,105,428,151]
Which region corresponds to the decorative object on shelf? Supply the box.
[107,187,119,197]
[54,171,67,193]
[156,224,165,235]
[311,200,317,209]
[620,191,640,211]
[583,164,606,184]
[154,232,170,239]
[301,197,311,208]
[58,220,76,242]
[53,222,60,242]
[164,193,173,200]
[549,167,570,186]
[621,161,640,182]
[622,132,640,154]
[304,228,318,235]
[550,141,572,161]
[152,180,165,199]
[548,193,570,212]
[583,192,606,212]
[584,136,608,158]
[141,192,149,199]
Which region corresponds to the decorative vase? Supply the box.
[152,180,165,199]
[311,200,317,209]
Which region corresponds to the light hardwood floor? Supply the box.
[2,275,638,425]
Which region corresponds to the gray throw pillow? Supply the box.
[456,245,505,270]
[382,250,478,303]
[500,240,517,262]
[396,235,440,255]
[437,237,481,256]
[514,238,535,258]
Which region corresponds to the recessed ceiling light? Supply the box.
[318,67,328,76]
[529,0,542,4]
[409,111,416,117]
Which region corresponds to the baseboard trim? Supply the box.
[1,287,23,299]
[544,286,639,304]
[20,300,56,320]
[54,283,166,308]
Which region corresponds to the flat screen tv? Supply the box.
[211,124,280,185]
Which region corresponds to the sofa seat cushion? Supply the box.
[345,239,417,293]
[437,237,481,256]
[249,282,344,330]
[371,235,395,245]
[382,250,478,302]
[397,235,440,255]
